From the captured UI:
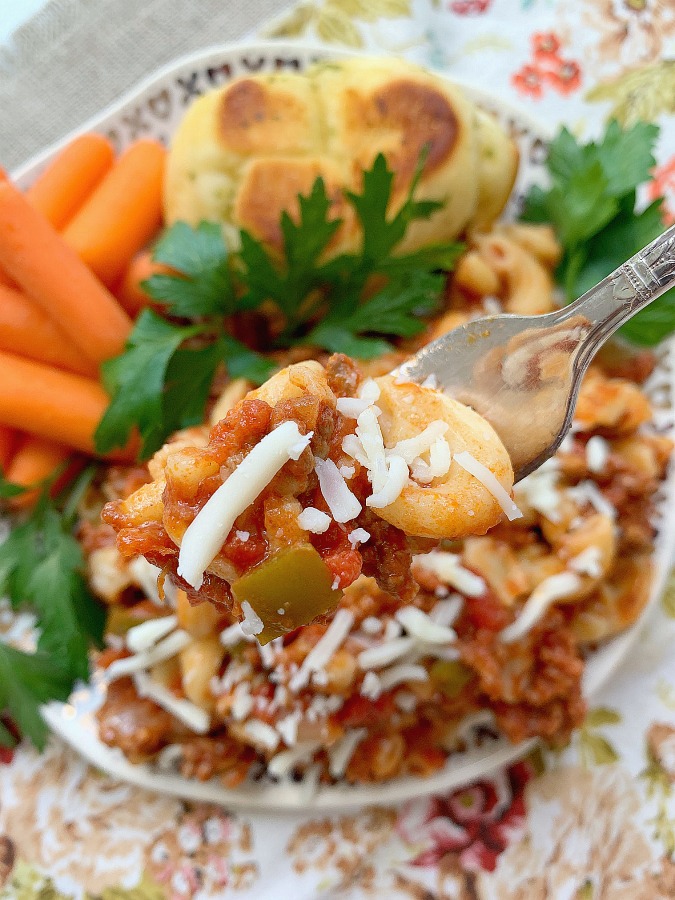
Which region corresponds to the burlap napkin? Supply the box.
[0,0,290,170]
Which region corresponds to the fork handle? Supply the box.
[567,222,675,366]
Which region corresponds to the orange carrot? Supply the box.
[0,425,18,473]
[26,134,115,230]
[0,181,132,365]
[63,139,166,286]
[0,282,98,377]
[0,350,127,457]
[116,249,173,316]
[6,435,73,508]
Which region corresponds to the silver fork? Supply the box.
[393,223,675,481]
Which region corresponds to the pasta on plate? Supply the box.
[68,57,671,791]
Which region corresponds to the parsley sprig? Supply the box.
[521,120,674,346]
[95,153,463,459]
[0,468,105,749]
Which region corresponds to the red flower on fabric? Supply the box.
[449,0,492,14]
[546,60,582,95]
[0,718,18,765]
[512,32,582,100]
[396,760,533,873]
[511,64,546,99]
[647,157,675,226]
[531,31,561,61]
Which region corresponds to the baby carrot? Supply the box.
[0,350,118,456]
[0,180,132,365]
[115,249,173,316]
[0,282,98,378]
[26,134,115,230]
[63,139,166,286]
[0,425,18,473]
[6,435,73,509]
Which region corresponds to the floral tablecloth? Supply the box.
[1,1,675,897]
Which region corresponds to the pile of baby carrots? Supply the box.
[0,132,169,505]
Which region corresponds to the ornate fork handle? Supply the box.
[566,223,675,365]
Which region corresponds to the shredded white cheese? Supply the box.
[125,615,177,653]
[106,630,192,681]
[177,421,310,589]
[414,550,486,597]
[500,571,582,643]
[242,719,280,751]
[568,481,616,520]
[453,451,522,520]
[240,600,264,637]
[514,458,561,521]
[339,464,355,479]
[336,397,372,418]
[328,728,367,779]
[357,378,381,405]
[289,608,355,692]
[360,616,382,635]
[366,455,409,508]
[586,435,610,473]
[569,546,603,578]
[360,670,382,699]
[297,507,332,534]
[430,596,464,627]
[268,741,321,778]
[276,710,302,746]
[358,636,415,670]
[133,671,210,734]
[378,663,428,692]
[314,457,362,523]
[395,606,457,644]
[387,421,449,465]
[235,530,250,542]
[219,623,248,647]
[348,528,370,548]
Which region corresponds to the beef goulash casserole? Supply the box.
[20,56,668,789]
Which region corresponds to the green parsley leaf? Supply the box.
[0,644,72,750]
[143,221,235,316]
[98,153,461,457]
[95,310,204,457]
[522,119,674,346]
[0,476,26,500]
[0,471,105,749]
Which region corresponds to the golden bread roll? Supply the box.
[164,57,518,257]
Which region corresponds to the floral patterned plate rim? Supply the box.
[21,39,675,811]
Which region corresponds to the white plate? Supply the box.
[23,39,675,811]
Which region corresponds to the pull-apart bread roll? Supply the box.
[164,57,518,256]
[103,356,515,637]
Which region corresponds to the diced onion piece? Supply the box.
[268,741,321,778]
[241,719,280,751]
[314,458,361,523]
[126,615,178,653]
[358,636,415,670]
[328,728,367,779]
[366,455,409,509]
[500,572,581,643]
[453,451,522,521]
[240,600,263,637]
[387,421,449,465]
[395,606,457,644]
[297,507,332,534]
[106,630,192,681]
[289,608,355,692]
[378,663,428,692]
[178,421,308,589]
[133,671,210,734]
[414,551,486,598]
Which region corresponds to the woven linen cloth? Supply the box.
[0,0,290,169]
